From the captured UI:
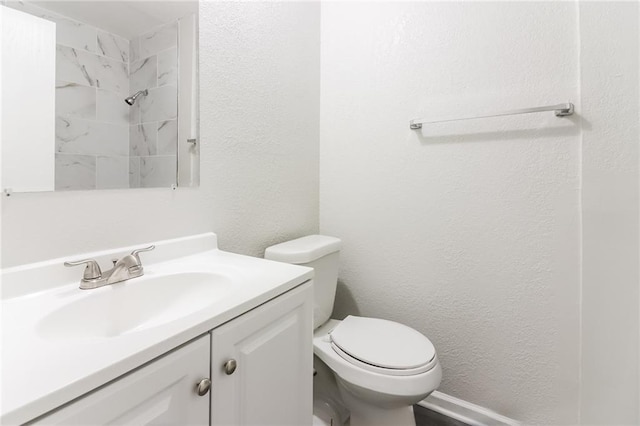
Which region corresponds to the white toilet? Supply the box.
[265,235,442,426]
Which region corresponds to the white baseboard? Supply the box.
[418,391,520,426]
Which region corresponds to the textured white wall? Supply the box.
[201,1,320,257]
[320,3,582,423]
[579,2,639,424]
[1,2,319,267]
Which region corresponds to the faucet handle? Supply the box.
[64,259,102,280]
[130,245,155,265]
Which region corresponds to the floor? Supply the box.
[314,400,470,425]
[414,405,470,426]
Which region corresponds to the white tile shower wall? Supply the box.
[128,22,178,188]
[6,1,132,190]
[55,81,95,120]
[130,123,158,157]
[139,156,177,188]
[97,30,129,63]
[55,118,128,156]
[130,56,157,93]
[140,86,178,123]
[157,120,178,155]
[54,35,129,190]
[138,23,178,60]
[56,45,128,93]
[158,48,178,87]
[96,89,129,125]
[96,156,130,189]
[54,154,96,190]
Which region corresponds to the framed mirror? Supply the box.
[1,0,199,193]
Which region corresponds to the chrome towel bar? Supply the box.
[409,102,574,130]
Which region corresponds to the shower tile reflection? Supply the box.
[129,157,141,188]
[157,120,178,155]
[56,81,96,120]
[97,89,130,125]
[157,48,177,87]
[55,154,96,190]
[130,123,158,156]
[130,56,158,94]
[139,23,177,58]
[97,156,129,189]
[56,117,128,156]
[97,30,129,63]
[139,156,176,187]
[10,1,184,190]
[139,85,177,123]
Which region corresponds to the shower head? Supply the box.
[124,89,148,106]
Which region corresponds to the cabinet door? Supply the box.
[211,283,313,426]
[33,335,210,425]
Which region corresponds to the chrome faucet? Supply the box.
[64,245,155,290]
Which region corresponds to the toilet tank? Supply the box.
[265,235,341,329]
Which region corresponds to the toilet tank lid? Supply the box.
[265,235,341,264]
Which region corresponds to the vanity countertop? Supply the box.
[0,233,313,425]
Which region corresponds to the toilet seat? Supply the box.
[329,316,437,377]
[314,319,442,400]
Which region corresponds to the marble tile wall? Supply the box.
[7,1,180,190]
[6,1,132,190]
[128,22,178,188]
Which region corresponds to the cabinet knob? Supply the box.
[196,378,211,396]
[224,359,237,375]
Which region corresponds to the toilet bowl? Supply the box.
[265,235,441,426]
[314,319,441,425]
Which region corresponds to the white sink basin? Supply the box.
[36,272,233,339]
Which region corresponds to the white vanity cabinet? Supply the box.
[30,283,313,426]
[32,335,211,425]
[211,282,313,425]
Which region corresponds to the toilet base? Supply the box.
[342,393,416,426]
[337,379,418,426]
[349,407,416,426]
